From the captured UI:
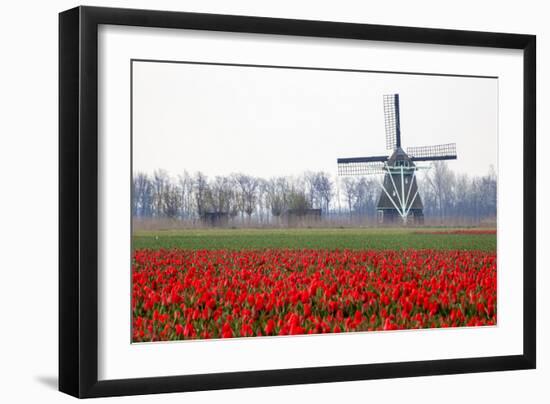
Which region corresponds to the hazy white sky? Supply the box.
[132,60,497,179]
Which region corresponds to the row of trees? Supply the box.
[133,170,333,222]
[421,163,497,223]
[132,162,497,225]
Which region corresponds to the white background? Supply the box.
[0,0,546,403]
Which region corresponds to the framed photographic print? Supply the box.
[59,6,536,398]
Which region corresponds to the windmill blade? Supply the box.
[407,143,457,161]
[337,156,387,176]
[383,94,401,150]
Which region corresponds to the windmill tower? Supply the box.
[337,94,458,224]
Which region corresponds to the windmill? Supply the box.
[337,94,457,224]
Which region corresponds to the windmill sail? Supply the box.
[337,156,387,176]
[383,94,401,150]
[407,143,457,161]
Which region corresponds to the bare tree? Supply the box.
[163,183,180,218]
[340,177,356,218]
[235,174,259,220]
[312,172,333,213]
[454,173,470,222]
[256,178,269,224]
[266,177,288,219]
[133,172,153,217]
[209,176,234,213]
[178,171,194,219]
[354,177,378,218]
[193,171,209,216]
[152,169,169,217]
[425,161,455,223]
[478,165,497,220]
[287,188,311,212]
[304,171,319,209]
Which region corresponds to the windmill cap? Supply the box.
[387,147,414,165]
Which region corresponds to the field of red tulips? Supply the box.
[132,248,496,341]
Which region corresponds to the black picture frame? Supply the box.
[59,5,536,398]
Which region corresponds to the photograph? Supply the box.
[130,59,498,342]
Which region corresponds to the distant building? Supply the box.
[200,211,229,227]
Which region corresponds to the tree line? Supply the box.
[133,162,496,226]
